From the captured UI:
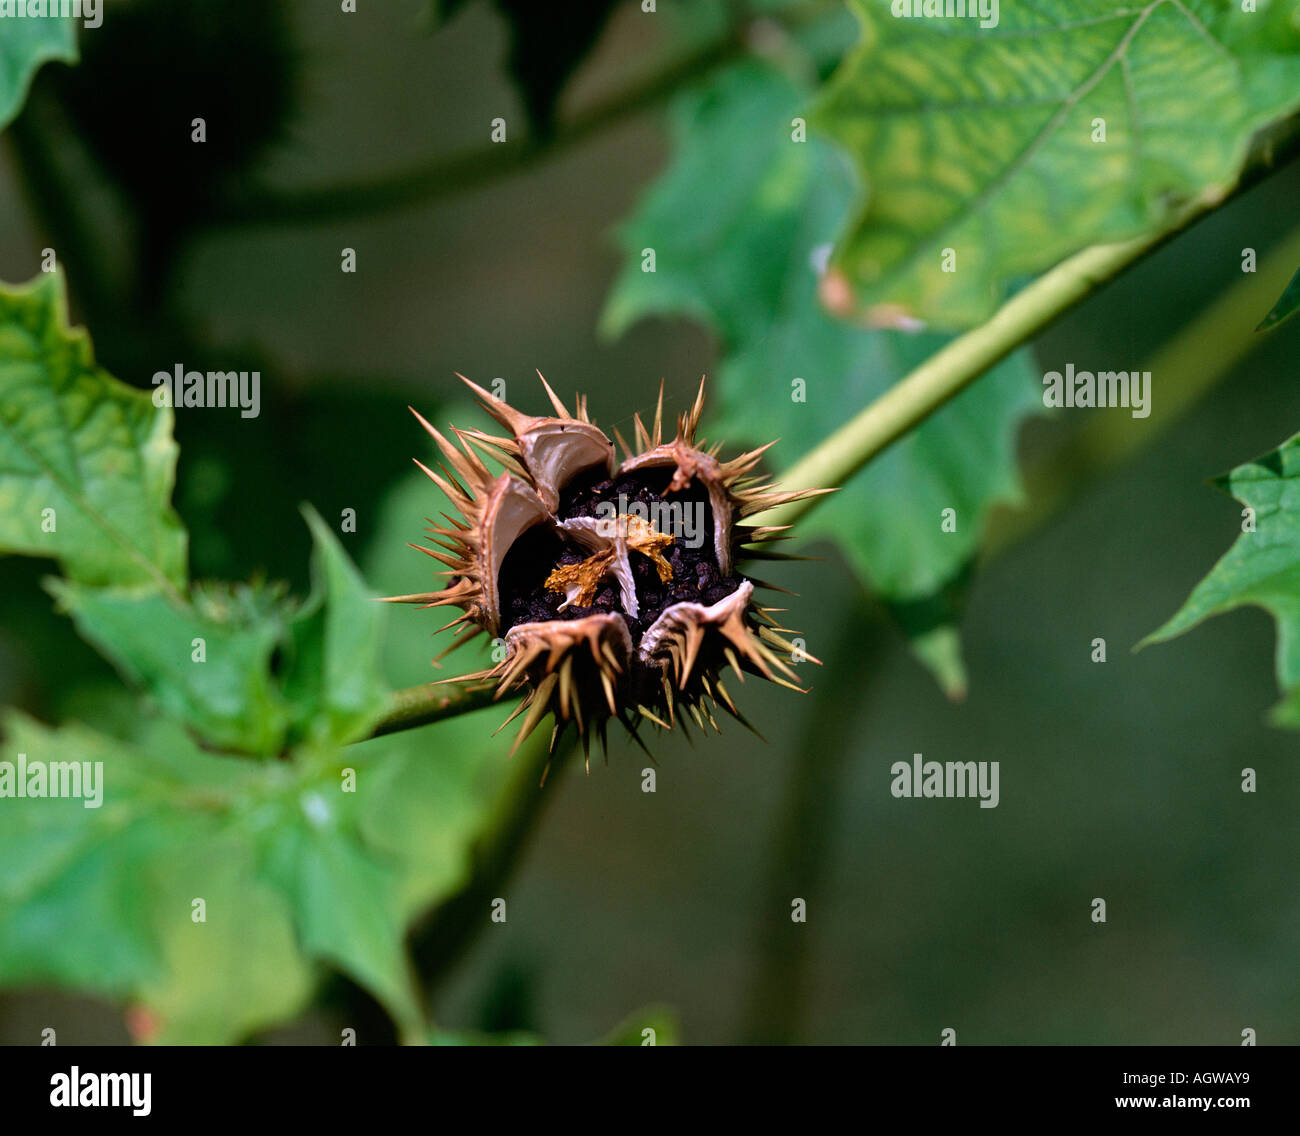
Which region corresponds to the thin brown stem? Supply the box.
[207,37,742,229]
[204,1,841,230]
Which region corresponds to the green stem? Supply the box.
[986,218,1300,556]
[753,130,1300,531]
[367,680,499,738]
[753,230,1194,529]
[410,738,571,992]
[741,603,883,1043]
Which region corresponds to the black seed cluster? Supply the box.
[497,467,741,642]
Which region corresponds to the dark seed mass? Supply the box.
[497,466,742,644]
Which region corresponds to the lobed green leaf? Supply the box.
[0,273,187,592]
[1141,433,1300,724]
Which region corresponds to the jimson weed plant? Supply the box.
[0,0,1298,1051]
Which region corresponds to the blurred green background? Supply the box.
[0,0,1296,1044]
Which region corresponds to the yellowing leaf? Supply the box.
[815,0,1300,328]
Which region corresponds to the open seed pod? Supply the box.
[387,374,827,759]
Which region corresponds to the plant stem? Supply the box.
[367,680,499,738]
[752,230,1192,529]
[208,40,741,229]
[986,217,1300,557]
[741,603,883,1043]
[753,131,1300,531]
[205,1,840,229]
[410,738,571,992]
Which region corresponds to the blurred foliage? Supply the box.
[1257,264,1300,330]
[0,9,74,130]
[0,273,506,1040]
[53,0,297,293]
[49,505,390,756]
[437,0,620,136]
[51,579,299,756]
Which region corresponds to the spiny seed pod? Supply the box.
[387,374,826,760]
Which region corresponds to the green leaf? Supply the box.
[47,580,293,756]
[136,833,312,1045]
[886,566,975,702]
[0,272,187,591]
[256,780,423,1035]
[0,709,440,1040]
[1141,434,1300,723]
[281,506,390,747]
[0,712,313,1043]
[813,0,1300,329]
[46,508,390,756]
[350,724,504,922]
[1257,265,1300,331]
[0,9,77,131]
[0,439,510,1042]
[737,330,1039,600]
[905,626,968,702]
[602,61,1040,691]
